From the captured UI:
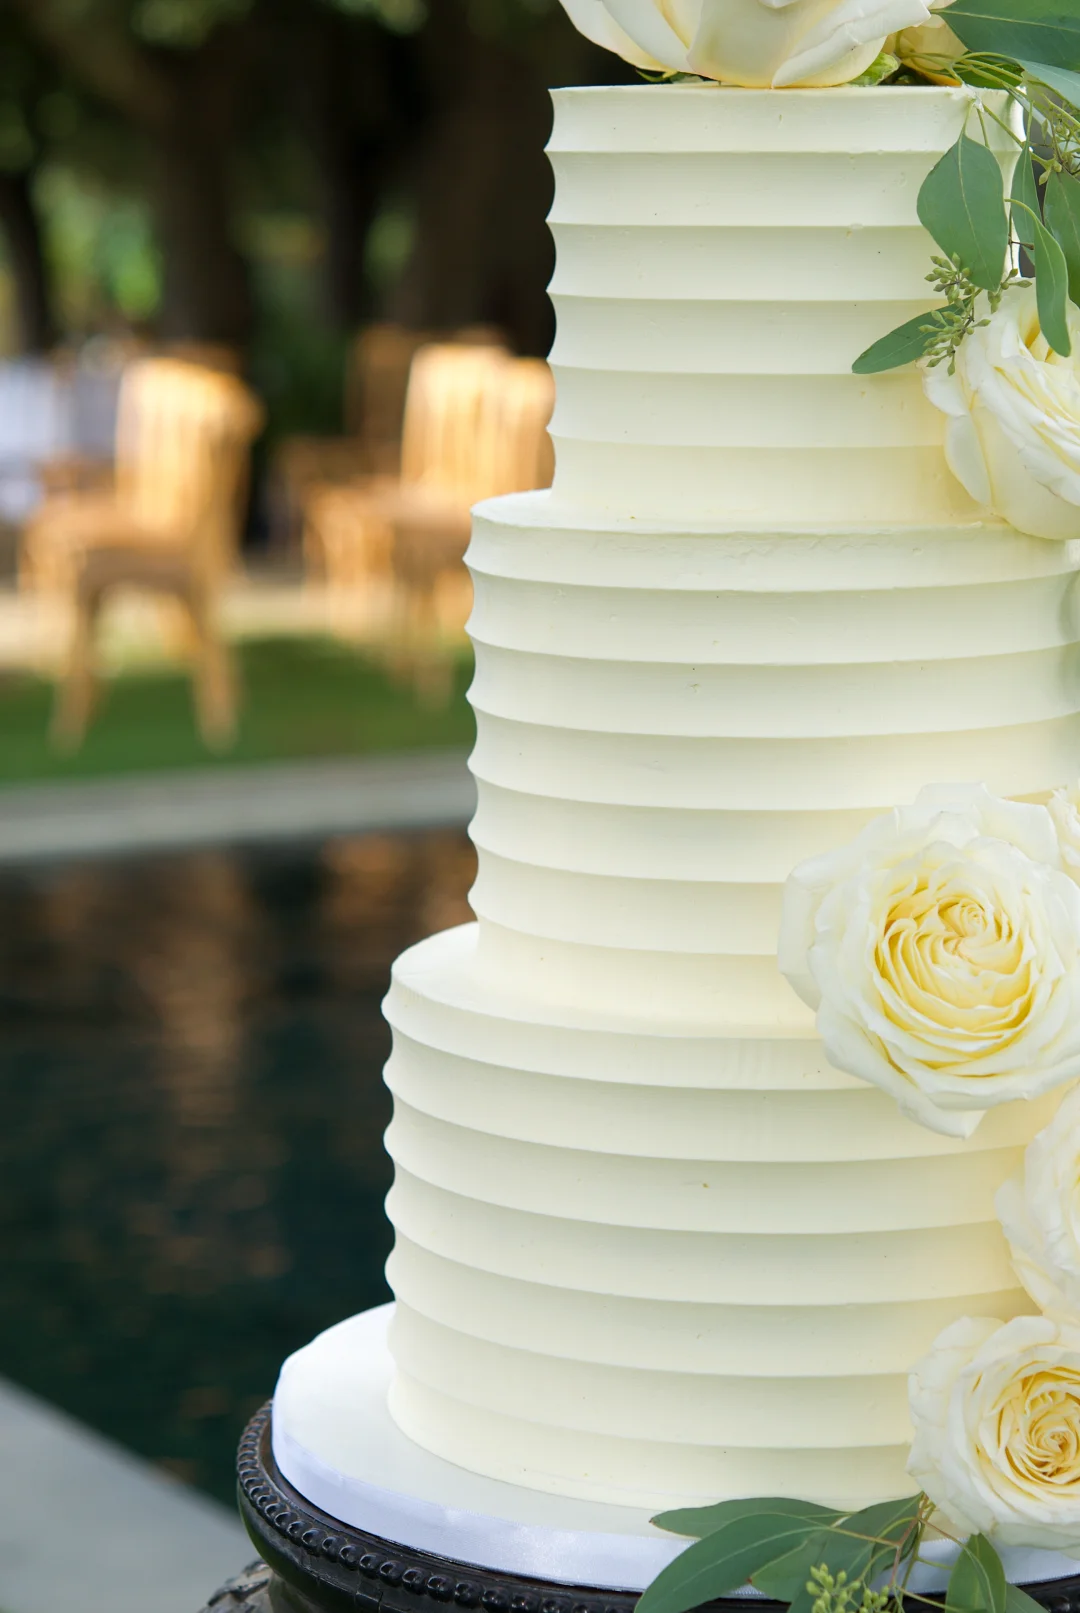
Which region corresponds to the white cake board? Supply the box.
[272,1305,1080,1594]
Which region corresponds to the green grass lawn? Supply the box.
[0,635,475,787]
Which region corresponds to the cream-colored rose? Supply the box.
[886,2,964,80]
[558,0,933,87]
[997,1084,1080,1319]
[909,1314,1080,1551]
[778,783,1080,1138]
[924,284,1080,542]
[1051,784,1080,883]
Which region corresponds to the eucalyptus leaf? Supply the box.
[952,55,1024,89]
[1005,1584,1049,1613]
[1046,168,1080,304]
[750,1533,830,1601]
[918,133,1008,290]
[1034,214,1072,354]
[946,1534,1007,1613]
[946,0,1080,70]
[753,1529,863,1613]
[841,1492,922,1551]
[753,1497,920,1613]
[1018,56,1080,108]
[1011,142,1041,250]
[635,1512,830,1613]
[852,311,941,374]
[652,1496,839,1540]
[837,1493,923,1588]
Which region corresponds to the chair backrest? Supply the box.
[114,357,264,575]
[346,324,433,448]
[474,357,555,500]
[162,340,244,377]
[345,322,509,449]
[398,343,510,500]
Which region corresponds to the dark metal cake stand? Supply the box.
[215,1405,1080,1613]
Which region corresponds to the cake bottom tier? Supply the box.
[381,923,1049,1512]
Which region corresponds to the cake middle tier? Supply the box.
[466,494,1080,1022]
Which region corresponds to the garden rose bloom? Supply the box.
[558,0,933,87]
[1051,783,1080,883]
[997,1085,1080,1320]
[778,784,1080,1137]
[909,1314,1080,1550]
[924,285,1080,541]
[886,5,964,80]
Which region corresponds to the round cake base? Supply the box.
[240,1407,657,1613]
[240,1304,1080,1613]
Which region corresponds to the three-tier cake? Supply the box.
[377,83,1080,1514]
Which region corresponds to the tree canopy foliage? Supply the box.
[0,0,629,378]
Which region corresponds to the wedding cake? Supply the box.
[379,81,1080,1516]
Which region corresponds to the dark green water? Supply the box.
[0,829,475,1503]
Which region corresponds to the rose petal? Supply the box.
[923,284,1080,540]
[599,0,692,67]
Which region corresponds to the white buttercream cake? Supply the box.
[380,85,1080,1513]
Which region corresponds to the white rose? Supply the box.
[1051,783,1080,883]
[909,1314,1080,1551]
[558,0,666,68]
[558,0,933,87]
[777,782,1080,1138]
[997,1084,1080,1320]
[924,284,1080,542]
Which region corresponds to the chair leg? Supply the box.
[51,586,99,751]
[188,591,237,750]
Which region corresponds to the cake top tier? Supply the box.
[548,83,1001,153]
[545,84,1015,528]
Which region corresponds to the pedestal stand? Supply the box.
[229,1307,1080,1613]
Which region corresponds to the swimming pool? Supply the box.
[0,828,475,1503]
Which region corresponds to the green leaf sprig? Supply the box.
[636,1492,1049,1613]
[852,0,1080,375]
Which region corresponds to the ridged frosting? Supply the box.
[547,84,1014,525]
[382,86,1080,1511]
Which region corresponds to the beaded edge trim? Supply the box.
[236,1405,1080,1613]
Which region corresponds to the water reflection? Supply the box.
[0,829,475,1499]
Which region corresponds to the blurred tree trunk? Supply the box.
[7,0,253,348]
[0,167,55,353]
[389,0,634,356]
[291,9,414,334]
[153,130,251,345]
[318,123,376,333]
[389,1,553,354]
[151,42,253,345]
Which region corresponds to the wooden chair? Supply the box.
[390,354,554,698]
[274,323,506,554]
[21,357,264,750]
[162,340,243,377]
[272,326,430,555]
[29,342,239,507]
[303,340,511,639]
[345,323,435,460]
[345,322,504,451]
[475,356,555,497]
